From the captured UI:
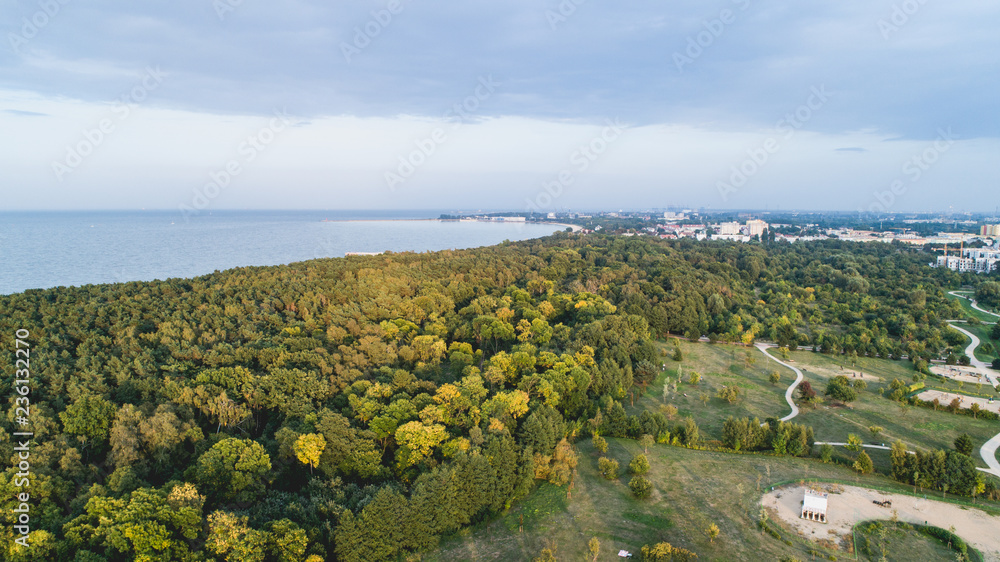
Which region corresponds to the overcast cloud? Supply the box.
[1,0,997,212]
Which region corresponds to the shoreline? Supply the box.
[323,217,583,232]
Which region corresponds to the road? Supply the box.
[756,343,803,422]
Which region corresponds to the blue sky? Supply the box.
[1,0,997,213]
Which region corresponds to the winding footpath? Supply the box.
[946,322,999,387]
[949,290,1000,319]
[942,293,1000,478]
[755,343,803,422]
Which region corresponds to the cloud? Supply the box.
[2,109,47,116]
[0,1,996,211]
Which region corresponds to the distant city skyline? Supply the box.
[1,1,998,212]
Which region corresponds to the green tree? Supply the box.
[60,394,117,446]
[717,384,740,404]
[196,438,272,503]
[629,475,652,499]
[598,457,619,480]
[820,444,834,463]
[592,434,608,454]
[588,537,600,561]
[846,433,863,452]
[868,425,884,439]
[629,454,650,475]
[854,451,874,474]
[639,433,655,454]
[293,433,326,473]
[825,376,858,402]
[769,371,781,385]
[206,511,269,562]
[707,522,720,543]
[954,434,974,457]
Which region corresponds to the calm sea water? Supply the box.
[0,211,564,295]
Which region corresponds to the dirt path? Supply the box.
[756,343,802,422]
[763,484,1000,561]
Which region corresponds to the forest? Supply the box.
[0,233,995,561]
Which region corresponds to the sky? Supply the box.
[1,0,998,214]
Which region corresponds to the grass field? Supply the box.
[430,438,1000,562]
[427,339,1000,561]
[853,520,979,562]
[633,341,1000,472]
[948,291,1000,364]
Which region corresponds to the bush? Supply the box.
[629,454,650,475]
[629,476,652,499]
[592,434,608,454]
[820,444,834,463]
[825,376,858,402]
[598,457,619,480]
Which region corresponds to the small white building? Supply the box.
[801,490,828,523]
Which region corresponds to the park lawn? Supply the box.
[855,521,967,562]
[429,439,1000,562]
[957,321,998,364]
[784,349,1000,471]
[949,290,1000,324]
[633,342,998,472]
[629,340,793,441]
[947,292,1000,363]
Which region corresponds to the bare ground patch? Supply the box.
[762,484,1000,561]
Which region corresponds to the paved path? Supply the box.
[946,322,998,387]
[950,290,1000,319]
[756,343,803,422]
[945,317,1000,479]
[814,441,916,454]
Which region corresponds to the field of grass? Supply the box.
[854,521,973,562]
[948,291,1000,363]
[634,341,1000,472]
[627,341,791,441]
[428,339,1000,562]
[430,438,1000,562]
[786,348,1000,463]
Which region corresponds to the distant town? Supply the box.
[442,210,1000,274]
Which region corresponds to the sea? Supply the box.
[0,210,566,295]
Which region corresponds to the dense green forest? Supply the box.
[0,234,994,561]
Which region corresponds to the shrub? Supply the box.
[592,434,608,454]
[629,476,652,499]
[629,454,650,475]
[598,457,619,480]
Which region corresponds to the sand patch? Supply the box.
[796,362,881,383]
[762,484,1000,561]
[916,390,1000,415]
[931,364,992,384]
